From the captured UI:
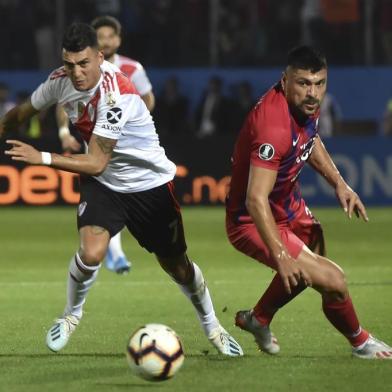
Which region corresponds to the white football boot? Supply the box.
[46,315,79,352]
[208,325,244,356]
[352,335,392,359]
[235,310,280,355]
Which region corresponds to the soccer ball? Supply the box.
[126,323,185,381]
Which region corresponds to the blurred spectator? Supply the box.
[94,0,121,17]
[0,83,15,117]
[320,0,361,64]
[267,0,301,63]
[154,77,190,135]
[195,76,230,138]
[318,92,342,137]
[218,0,253,66]
[300,0,326,49]
[382,98,392,136]
[0,0,389,68]
[34,0,57,70]
[142,0,180,66]
[229,81,256,132]
[377,0,392,64]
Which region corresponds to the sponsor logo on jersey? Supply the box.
[258,143,275,160]
[78,201,87,216]
[295,137,316,164]
[106,107,122,124]
[101,123,121,133]
[292,134,300,146]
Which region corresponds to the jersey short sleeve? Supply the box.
[130,67,152,96]
[249,100,291,171]
[30,69,64,110]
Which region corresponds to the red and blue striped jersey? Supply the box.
[226,83,319,224]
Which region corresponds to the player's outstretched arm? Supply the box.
[0,99,38,138]
[5,134,116,176]
[246,165,312,293]
[56,104,81,152]
[308,136,368,221]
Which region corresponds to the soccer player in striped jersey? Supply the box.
[1,22,243,357]
[226,45,392,359]
[57,16,156,275]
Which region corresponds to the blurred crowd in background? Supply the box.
[1,0,392,139]
[1,0,391,69]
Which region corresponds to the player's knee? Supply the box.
[324,265,347,295]
[79,247,106,266]
[157,252,192,284]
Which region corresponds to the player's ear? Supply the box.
[97,50,104,64]
[281,72,287,93]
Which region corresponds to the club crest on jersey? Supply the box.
[105,91,116,106]
[106,107,122,124]
[78,201,87,217]
[259,143,275,160]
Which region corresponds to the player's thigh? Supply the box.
[77,177,126,261]
[123,181,187,258]
[296,247,346,293]
[77,176,126,237]
[226,216,304,269]
[290,203,326,256]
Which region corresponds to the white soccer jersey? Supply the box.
[31,60,175,193]
[114,54,152,96]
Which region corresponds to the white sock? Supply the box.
[63,253,100,319]
[176,262,219,337]
[108,232,125,260]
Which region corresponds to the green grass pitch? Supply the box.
[0,206,391,391]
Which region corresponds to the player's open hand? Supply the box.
[335,181,369,222]
[275,250,312,294]
[5,140,43,165]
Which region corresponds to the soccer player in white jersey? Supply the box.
[58,16,156,275]
[0,23,243,357]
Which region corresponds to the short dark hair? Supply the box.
[91,15,121,35]
[287,45,327,73]
[62,22,98,52]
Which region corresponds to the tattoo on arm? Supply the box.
[95,135,116,155]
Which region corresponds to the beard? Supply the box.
[102,47,116,60]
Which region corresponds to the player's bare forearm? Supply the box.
[0,100,38,136]
[5,134,116,177]
[247,196,286,260]
[246,166,290,264]
[49,153,106,175]
[308,136,345,188]
[246,165,312,292]
[51,134,116,175]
